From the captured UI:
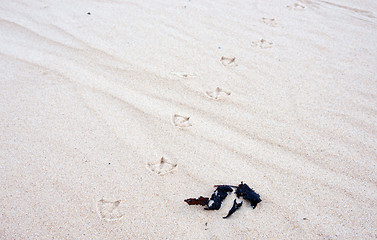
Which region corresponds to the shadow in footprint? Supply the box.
[205,87,231,100]
[220,57,237,67]
[147,157,177,175]
[97,199,124,221]
[172,114,192,128]
[251,39,273,49]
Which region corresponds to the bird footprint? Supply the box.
[251,39,273,49]
[147,157,177,175]
[205,87,231,100]
[286,3,306,10]
[97,199,124,221]
[171,71,197,79]
[261,17,277,27]
[220,57,237,67]
[172,114,192,128]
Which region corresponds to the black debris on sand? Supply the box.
[184,182,261,219]
[223,199,243,219]
[204,185,233,210]
[235,182,262,209]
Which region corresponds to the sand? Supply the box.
[1,0,377,239]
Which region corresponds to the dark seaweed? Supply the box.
[235,182,261,209]
[204,185,233,210]
[184,182,261,218]
[184,196,209,206]
[223,199,243,218]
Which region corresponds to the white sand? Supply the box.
[1,0,377,239]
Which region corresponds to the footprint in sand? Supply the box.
[261,17,277,27]
[97,199,124,221]
[286,3,306,10]
[205,87,231,100]
[251,39,273,49]
[220,56,237,67]
[147,157,177,176]
[171,71,197,79]
[172,114,192,128]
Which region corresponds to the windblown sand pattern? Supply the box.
[1,0,377,239]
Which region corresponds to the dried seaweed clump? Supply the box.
[184,196,209,206]
[235,182,261,209]
[205,185,233,210]
[184,182,261,218]
[223,199,243,219]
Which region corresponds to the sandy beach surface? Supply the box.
[1,0,377,239]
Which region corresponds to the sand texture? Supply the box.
[1,0,377,239]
